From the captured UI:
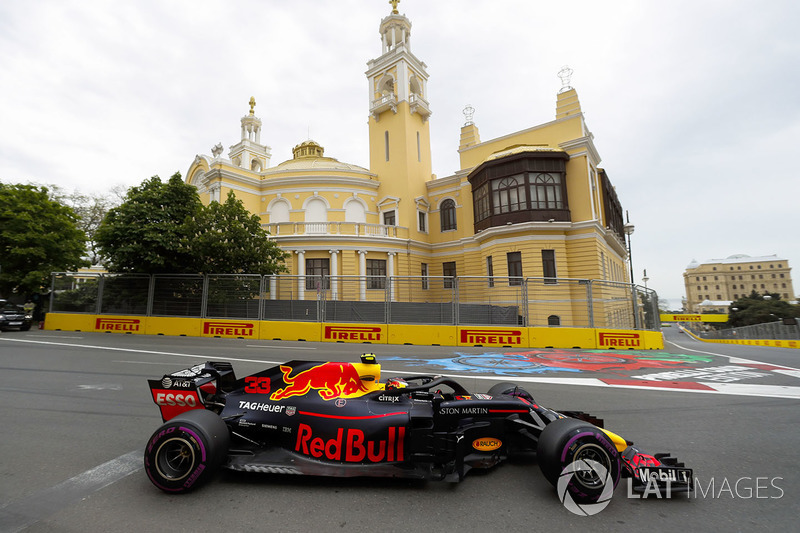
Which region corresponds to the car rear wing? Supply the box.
[147,362,236,422]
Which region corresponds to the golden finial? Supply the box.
[389,0,399,15]
[248,96,256,115]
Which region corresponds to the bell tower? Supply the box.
[366,1,432,236]
[228,96,271,173]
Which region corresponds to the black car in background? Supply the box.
[0,300,33,331]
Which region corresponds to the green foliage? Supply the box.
[727,291,800,327]
[51,187,119,266]
[96,174,202,273]
[0,183,87,296]
[96,176,287,275]
[189,191,288,274]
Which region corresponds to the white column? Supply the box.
[296,250,306,300]
[255,125,261,144]
[270,275,277,300]
[387,252,396,302]
[358,250,367,301]
[329,250,339,300]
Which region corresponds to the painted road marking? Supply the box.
[3,337,799,400]
[0,450,141,533]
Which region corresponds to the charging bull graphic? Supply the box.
[270,362,371,401]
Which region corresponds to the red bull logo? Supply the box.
[203,321,255,337]
[270,362,370,401]
[95,318,141,332]
[460,329,523,345]
[295,423,405,463]
[324,325,382,342]
[598,332,642,348]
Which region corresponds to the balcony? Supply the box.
[370,94,397,120]
[409,93,431,121]
[264,222,409,239]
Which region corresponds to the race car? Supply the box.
[144,354,693,505]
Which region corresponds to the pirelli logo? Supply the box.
[324,326,382,342]
[598,332,641,348]
[460,328,523,345]
[95,318,141,332]
[203,321,255,337]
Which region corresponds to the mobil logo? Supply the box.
[95,318,141,332]
[460,328,523,345]
[270,362,370,401]
[324,325,382,342]
[203,321,255,337]
[598,332,642,348]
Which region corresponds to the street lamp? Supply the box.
[623,211,635,285]
[642,269,649,289]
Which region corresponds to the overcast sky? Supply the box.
[2,0,798,306]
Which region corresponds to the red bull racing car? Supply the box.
[145,354,693,505]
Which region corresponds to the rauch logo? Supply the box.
[95,318,140,332]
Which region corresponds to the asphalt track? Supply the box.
[0,327,798,532]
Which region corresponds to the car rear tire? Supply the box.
[143,409,229,493]
[537,418,620,504]
[487,382,534,402]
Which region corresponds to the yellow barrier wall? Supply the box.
[44,313,102,332]
[260,321,321,342]
[680,327,798,349]
[43,313,664,349]
[529,327,597,349]
[145,317,202,337]
[387,324,457,345]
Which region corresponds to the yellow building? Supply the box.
[185,4,632,328]
[684,254,795,311]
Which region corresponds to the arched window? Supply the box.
[344,199,366,224]
[269,200,290,224]
[530,173,563,209]
[305,198,328,234]
[440,199,457,231]
[491,175,526,214]
[547,315,561,326]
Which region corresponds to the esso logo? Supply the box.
[156,392,197,407]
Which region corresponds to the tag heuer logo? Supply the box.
[285,406,296,416]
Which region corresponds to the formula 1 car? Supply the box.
[145,354,693,505]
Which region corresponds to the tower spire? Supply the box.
[389,0,400,15]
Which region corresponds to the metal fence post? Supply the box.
[146,275,155,317]
[453,277,459,325]
[95,274,104,314]
[631,284,641,330]
[585,280,594,328]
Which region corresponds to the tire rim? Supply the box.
[572,443,611,489]
[155,437,196,481]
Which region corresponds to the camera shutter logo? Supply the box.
[557,459,615,516]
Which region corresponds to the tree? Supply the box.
[95,173,202,273]
[189,191,288,274]
[96,175,288,275]
[727,291,800,327]
[0,183,87,297]
[51,187,118,266]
